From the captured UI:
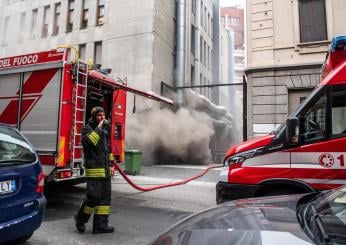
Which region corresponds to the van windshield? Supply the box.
[0,127,36,165]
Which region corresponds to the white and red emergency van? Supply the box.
[217,36,346,203]
[0,48,172,183]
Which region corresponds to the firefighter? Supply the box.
[74,106,115,234]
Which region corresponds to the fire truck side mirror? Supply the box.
[286,117,299,145]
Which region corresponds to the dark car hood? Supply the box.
[152,195,314,245]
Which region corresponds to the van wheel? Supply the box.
[262,188,297,196]
[256,186,302,197]
[9,233,33,244]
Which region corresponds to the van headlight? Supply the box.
[224,156,245,167]
[223,147,264,167]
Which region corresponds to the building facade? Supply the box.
[221,6,245,84]
[246,0,346,138]
[0,0,223,164]
[220,6,245,142]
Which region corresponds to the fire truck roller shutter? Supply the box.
[0,73,21,126]
[19,69,62,153]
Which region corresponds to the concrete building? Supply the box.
[0,0,223,164]
[220,6,245,142]
[246,0,346,138]
[221,6,244,48]
[221,6,245,84]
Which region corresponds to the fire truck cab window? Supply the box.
[331,88,346,136]
[301,92,326,141]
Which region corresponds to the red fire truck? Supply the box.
[217,36,346,203]
[0,48,172,183]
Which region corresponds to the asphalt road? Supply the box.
[27,165,220,245]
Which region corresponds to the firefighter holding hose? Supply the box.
[74,106,115,234]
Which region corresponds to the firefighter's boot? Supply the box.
[74,215,86,233]
[93,210,114,234]
[93,226,115,234]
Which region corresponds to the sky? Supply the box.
[220,0,245,7]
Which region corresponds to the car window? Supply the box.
[0,127,36,165]
[331,88,346,136]
[314,187,346,240]
[301,92,327,142]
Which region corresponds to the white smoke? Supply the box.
[127,106,215,163]
[126,89,237,164]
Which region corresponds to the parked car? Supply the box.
[152,186,346,245]
[0,124,46,244]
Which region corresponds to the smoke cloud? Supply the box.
[126,89,237,164]
[127,106,215,163]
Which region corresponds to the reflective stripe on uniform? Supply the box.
[83,205,94,215]
[95,205,110,215]
[85,168,106,178]
[109,153,114,161]
[88,131,100,146]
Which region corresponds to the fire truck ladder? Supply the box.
[71,60,88,168]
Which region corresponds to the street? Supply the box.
[28,165,220,245]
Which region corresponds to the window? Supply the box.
[53,3,61,35]
[18,12,26,42]
[97,0,105,25]
[192,0,196,15]
[94,41,102,65]
[207,13,210,35]
[191,25,195,55]
[230,17,240,27]
[191,65,195,86]
[204,41,207,66]
[221,16,225,26]
[30,8,38,37]
[301,92,326,141]
[66,0,74,32]
[81,0,89,29]
[200,74,203,93]
[204,7,207,30]
[200,3,203,26]
[2,16,10,45]
[235,57,244,63]
[211,18,213,37]
[79,43,86,60]
[42,5,50,38]
[331,88,346,136]
[299,0,327,43]
[200,37,203,65]
[207,45,210,69]
[0,127,36,164]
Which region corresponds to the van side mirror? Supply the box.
[286,117,299,145]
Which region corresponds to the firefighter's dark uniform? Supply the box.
[75,116,114,233]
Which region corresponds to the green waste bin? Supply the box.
[124,150,142,175]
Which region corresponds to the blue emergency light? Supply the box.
[330,36,346,52]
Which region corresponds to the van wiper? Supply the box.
[310,204,330,243]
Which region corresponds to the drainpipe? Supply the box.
[228,29,235,86]
[175,0,186,105]
[211,0,220,105]
[194,0,201,87]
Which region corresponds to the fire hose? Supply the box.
[113,163,222,192]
